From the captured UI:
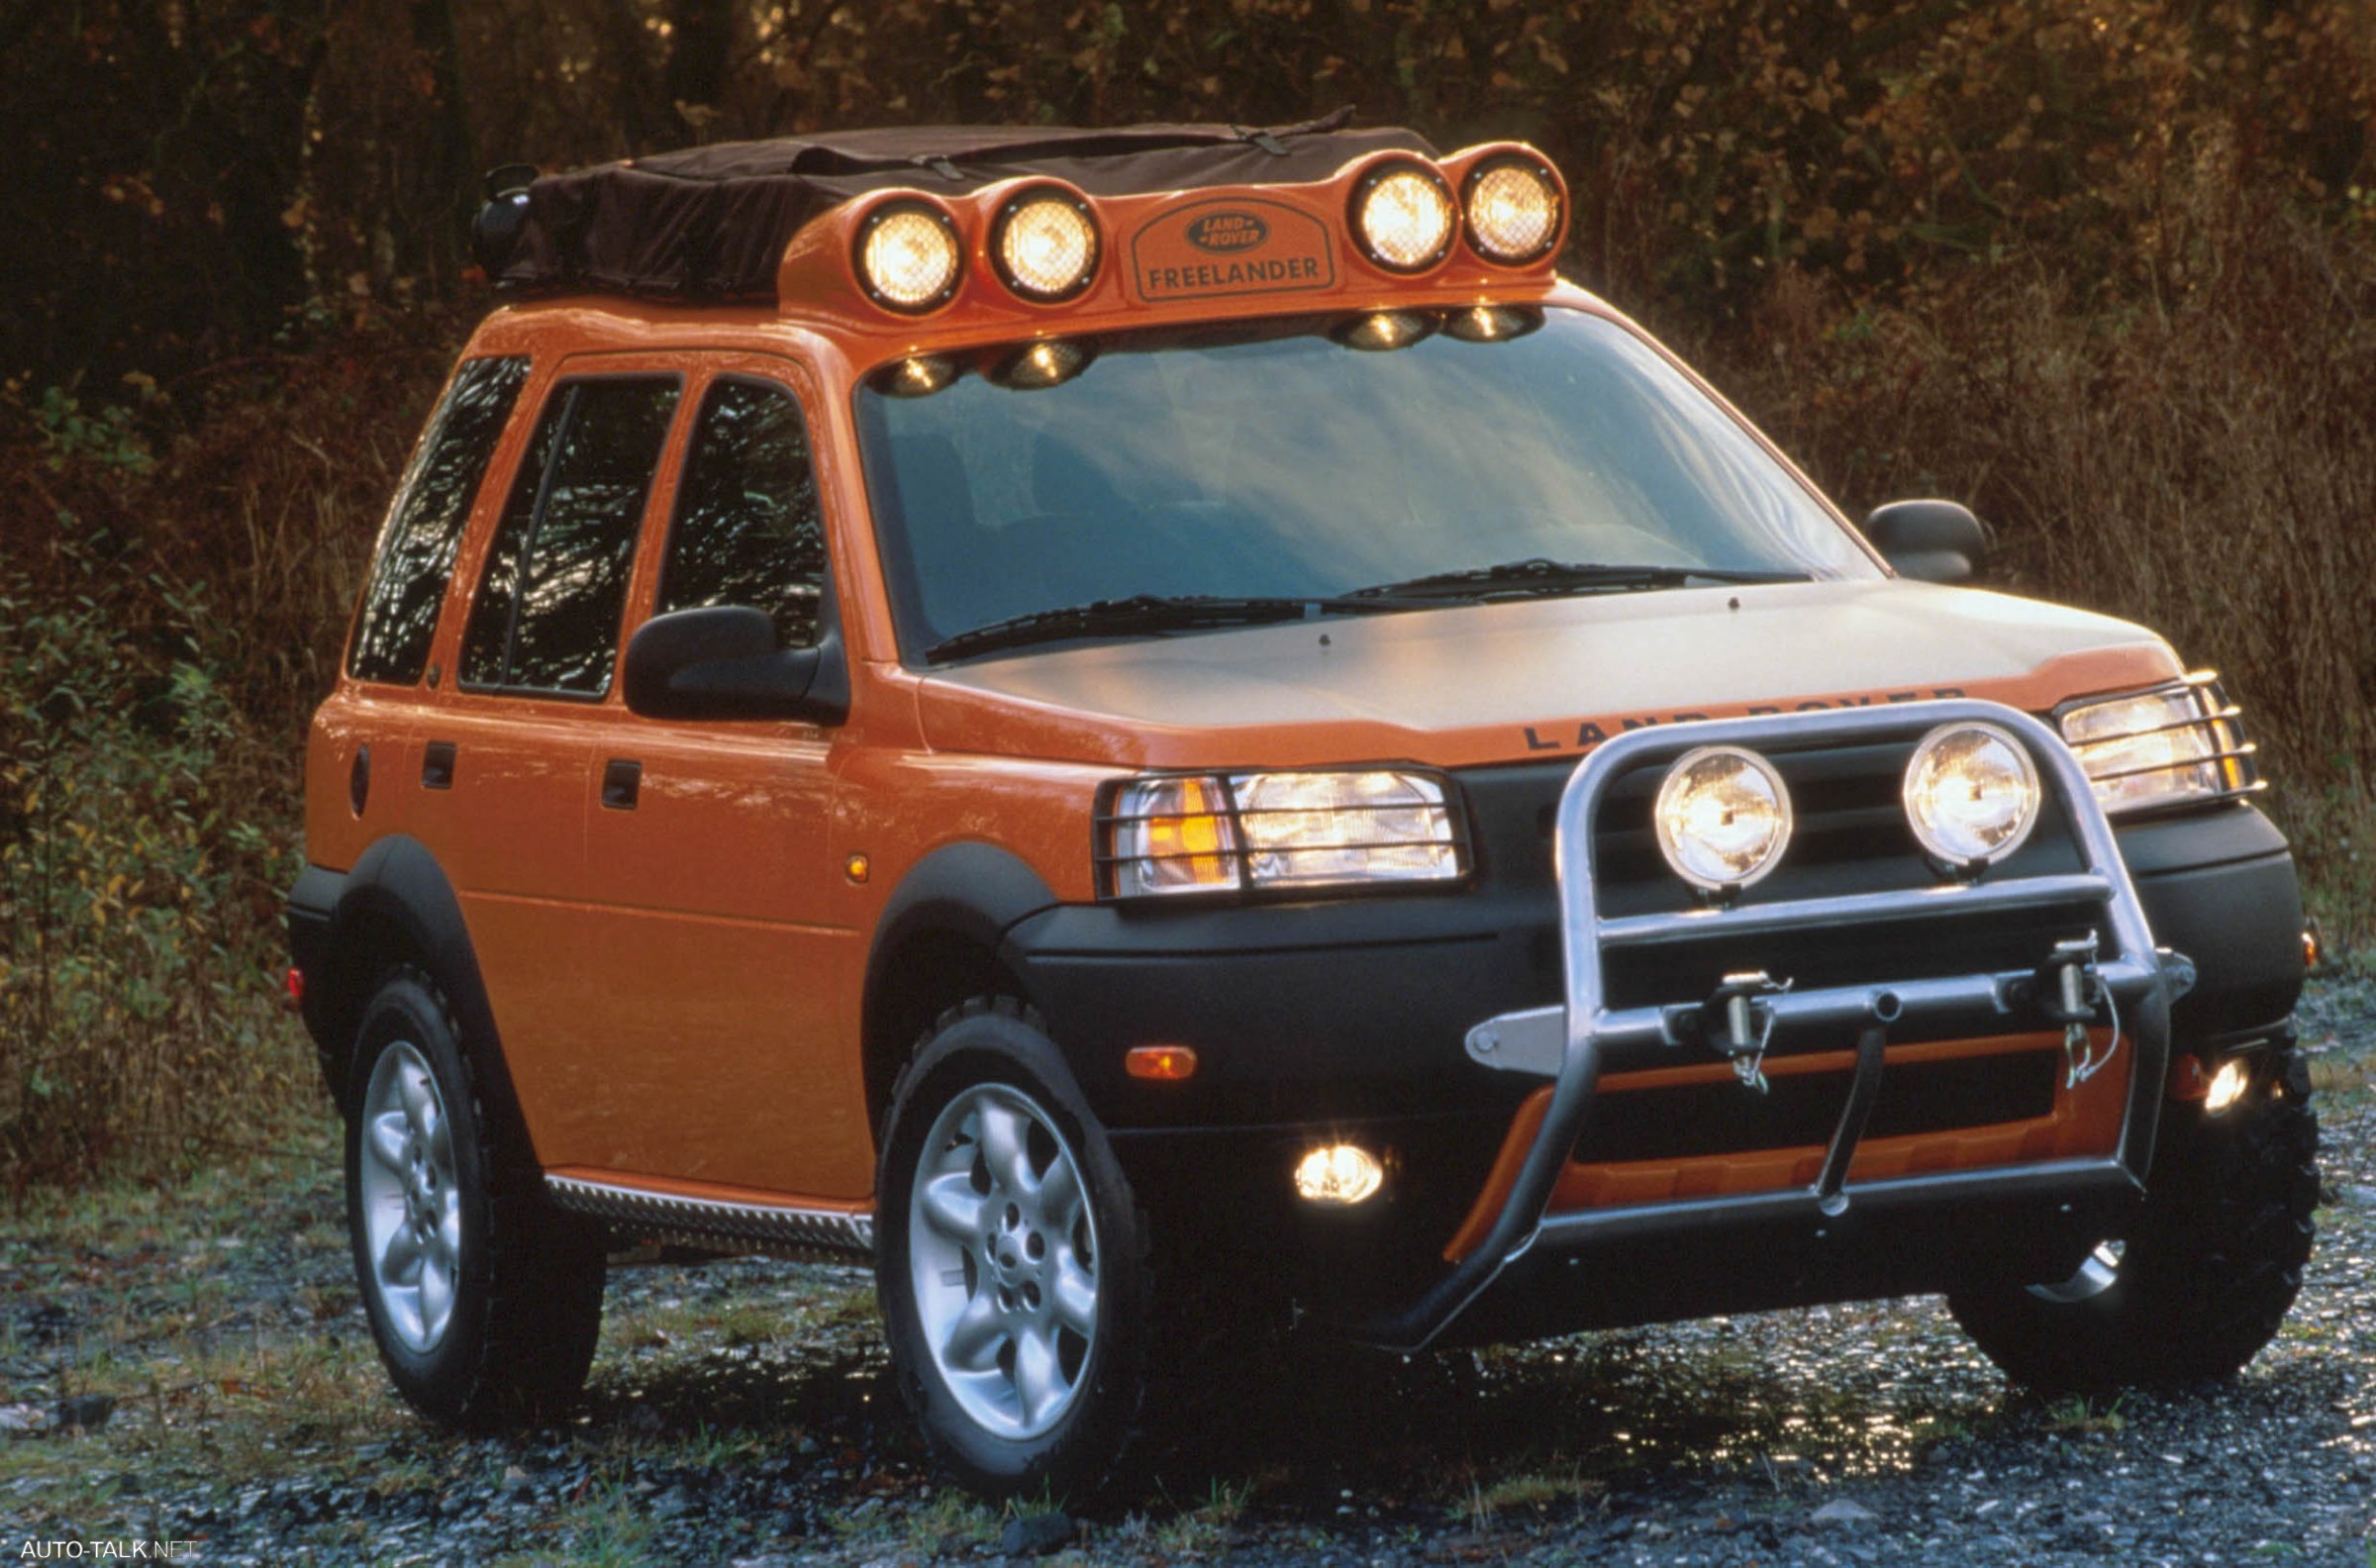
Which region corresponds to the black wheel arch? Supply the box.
[301,836,539,1173]
[860,842,1061,1135]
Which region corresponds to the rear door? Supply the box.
[570,354,868,1200]
[409,362,684,1161]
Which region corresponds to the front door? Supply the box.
[573,355,867,1200]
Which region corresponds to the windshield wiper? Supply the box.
[924,593,1413,662]
[1347,557,1811,603]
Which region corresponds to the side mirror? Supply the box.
[1863,499,1990,585]
[623,606,848,724]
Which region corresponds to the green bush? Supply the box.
[0,538,315,1189]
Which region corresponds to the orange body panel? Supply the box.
[302,137,2198,1225]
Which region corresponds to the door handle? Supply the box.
[421,740,456,790]
[601,758,642,811]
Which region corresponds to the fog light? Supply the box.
[1335,310,1436,352]
[1294,1143,1383,1206]
[2303,923,2323,971]
[872,354,958,398]
[990,338,1094,391]
[2205,1058,2250,1115]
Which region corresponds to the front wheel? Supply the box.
[875,998,1150,1500]
[1949,1047,2318,1392]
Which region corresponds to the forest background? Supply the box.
[1,0,2372,1191]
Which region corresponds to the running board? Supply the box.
[545,1173,875,1256]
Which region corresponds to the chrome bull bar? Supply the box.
[1356,699,2190,1353]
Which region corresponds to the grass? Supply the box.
[2041,1394,2127,1437]
[1455,1459,1605,1524]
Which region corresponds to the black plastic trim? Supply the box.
[284,838,541,1174]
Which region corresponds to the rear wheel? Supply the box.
[876,998,1150,1500]
[1949,1048,2318,1392]
[346,968,607,1427]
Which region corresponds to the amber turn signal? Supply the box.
[1125,1045,1199,1082]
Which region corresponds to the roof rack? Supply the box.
[472,110,1434,302]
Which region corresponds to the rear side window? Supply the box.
[460,375,681,697]
[656,377,828,648]
[346,355,530,684]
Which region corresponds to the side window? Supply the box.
[346,355,530,684]
[460,375,680,697]
[656,377,828,647]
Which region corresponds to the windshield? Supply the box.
[854,307,1878,662]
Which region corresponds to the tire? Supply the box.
[1948,1048,2318,1393]
[874,998,1151,1501]
[345,966,606,1428]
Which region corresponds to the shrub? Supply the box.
[0,538,316,1189]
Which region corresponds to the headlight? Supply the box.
[1349,162,1457,273]
[854,199,962,313]
[991,188,1099,302]
[1462,155,1563,264]
[2058,674,2260,817]
[1902,723,2042,867]
[1101,770,1463,899]
[1652,745,1793,892]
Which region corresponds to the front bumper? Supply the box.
[1003,705,2302,1342]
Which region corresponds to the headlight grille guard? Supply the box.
[1353,699,2195,1354]
[2056,670,2265,817]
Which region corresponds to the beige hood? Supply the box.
[915,579,2183,769]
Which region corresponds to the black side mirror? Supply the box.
[623,606,848,724]
[1863,500,1990,584]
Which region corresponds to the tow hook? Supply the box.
[2034,933,2110,1087]
[1704,970,1790,1094]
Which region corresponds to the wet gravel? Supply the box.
[3,978,2372,1566]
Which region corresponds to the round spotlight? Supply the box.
[1462,155,1563,264]
[1350,161,1457,273]
[992,188,1099,302]
[853,200,961,313]
[1903,723,2042,868]
[1653,745,1794,892]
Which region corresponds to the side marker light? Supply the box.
[1125,1045,1199,1082]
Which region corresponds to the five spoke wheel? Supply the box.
[356,1039,463,1352]
[907,1083,1099,1440]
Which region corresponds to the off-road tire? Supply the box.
[345,967,607,1428]
[1949,1049,2318,1393]
[875,997,1152,1501]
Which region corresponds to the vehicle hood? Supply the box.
[913,579,2182,770]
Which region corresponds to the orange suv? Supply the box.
[288,116,2318,1498]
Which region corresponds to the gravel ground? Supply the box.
[3,979,2372,1567]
